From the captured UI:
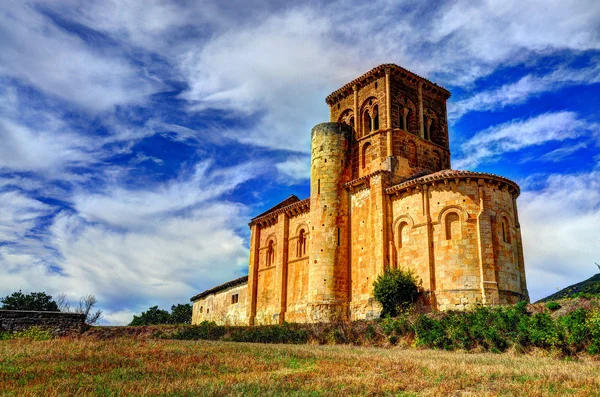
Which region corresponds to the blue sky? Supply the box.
[0,0,599,324]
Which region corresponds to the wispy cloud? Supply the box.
[454,112,598,169]
[450,64,600,121]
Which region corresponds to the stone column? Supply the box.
[513,196,529,301]
[247,223,261,326]
[423,184,436,308]
[385,68,393,157]
[279,212,289,323]
[353,85,359,138]
[476,181,500,305]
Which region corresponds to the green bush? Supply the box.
[0,326,53,341]
[546,301,561,311]
[169,321,226,340]
[373,268,419,317]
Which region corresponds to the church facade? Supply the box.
[191,64,529,326]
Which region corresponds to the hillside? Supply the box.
[537,273,600,302]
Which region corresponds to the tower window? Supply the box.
[362,142,372,169]
[231,294,239,304]
[372,105,379,131]
[502,217,511,244]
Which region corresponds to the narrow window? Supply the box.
[362,143,372,169]
[231,294,239,304]
[200,306,203,313]
[337,228,340,246]
[445,213,460,240]
[363,111,372,134]
[397,222,408,248]
[317,179,320,194]
[267,240,275,265]
[502,217,511,243]
[297,229,306,257]
[372,105,379,131]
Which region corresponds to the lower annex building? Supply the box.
[191,64,529,325]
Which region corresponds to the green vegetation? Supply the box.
[0,326,53,341]
[152,299,600,356]
[372,268,419,317]
[129,303,192,325]
[538,273,600,302]
[546,301,561,311]
[0,291,59,311]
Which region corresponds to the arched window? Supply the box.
[397,222,409,249]
[363,111,372,136]
[372,105,379,131]
[501,217,511,244]
[266,240,275,265]
[297,229,306,257]
[445,212,460,240]
[362,142,372,169]
[407,141,417,167]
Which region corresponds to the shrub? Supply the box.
[1,291,58,311]
[546,301,561,311]
[373,268,419,317]
[0,326,53,341]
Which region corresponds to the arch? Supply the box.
[392,214,415,250]
[424,109,438,142]
[362,110,372,137]
[362,142,372,169]
[444,212,460,240]
[407,141,417,167]
[297,228,307,257]
[499,213,512,244]
[360,96,379,137]
[397,97,417,134]
[338,109,354,129]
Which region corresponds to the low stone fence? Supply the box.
[0,310,86,336]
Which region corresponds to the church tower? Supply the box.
[326,64,451,181]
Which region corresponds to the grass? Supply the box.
[2,337,600,396]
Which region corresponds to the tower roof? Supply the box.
[325,64,451,105]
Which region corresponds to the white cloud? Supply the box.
[538,143,588,163]
[0,190,54,241]
[0,1,164,111]
[450,65,600,121]
[520,171,600,301]
[454,112,598,169]
[275,155,310,184]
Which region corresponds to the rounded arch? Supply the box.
[337,109,355,132]
[496,210,513,244]
[424,109,438,142]
[294,222,309,236]
[392,214,415,250]
[362,142,372,169]
[360,96,379,136]
[438,205,467,241]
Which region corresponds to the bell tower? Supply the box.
[325,64,452,180]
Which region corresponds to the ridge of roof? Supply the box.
[251,195,300,221]
[190,275,249,302]
[326,64,451,104]
[386,169,521,196]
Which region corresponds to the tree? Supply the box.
[76,294,103,325]
[129,306,172,326]
[0,291,59,311]
[170,303,192,324]
[373,268,420,317]
[55,293,102,325]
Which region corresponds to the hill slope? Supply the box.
[537,273,600,302]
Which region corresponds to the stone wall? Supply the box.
[191,282,248,325]
[0,310,86,336]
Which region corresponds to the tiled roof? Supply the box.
[386,169,520,196]
[326,64,451,104]
[190,276,248,302]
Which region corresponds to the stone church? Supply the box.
[191,64,529,325]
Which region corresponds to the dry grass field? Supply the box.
[1,337,600,396]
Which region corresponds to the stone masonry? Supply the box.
[191,64,529,325]
[0,310,86,336]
